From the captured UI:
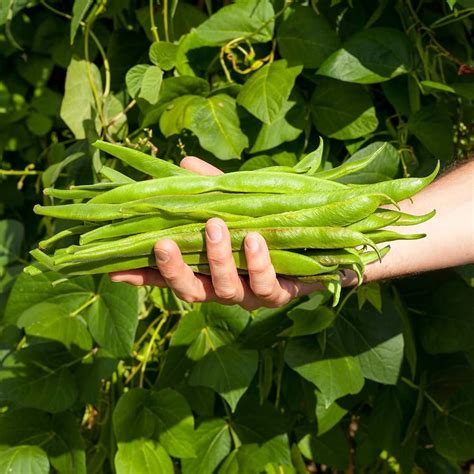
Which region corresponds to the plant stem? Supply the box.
[149,0,160,42]
[401,376,446,414]
[163,0,170,42]
[70,295,99,316]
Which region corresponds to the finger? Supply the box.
[154,239,214,304]
[110,268,166,287]
[244,232,295,307]
[180,156,223,176]
[205,218,245,303]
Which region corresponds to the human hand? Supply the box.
[110,157,331,310]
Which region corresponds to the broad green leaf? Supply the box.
[149,41,179,71]
[419,279,474,354]
[298,426,349,470]
[138,65,163,105]
[182,419,231,474]
[356,282,382,311]
[0,343,78,412]
[408,105,454,162]
[0,219,23,266]
[237,60,302,124]
[60,58,102,139]
[194,0,275,45]
[368,385,416,454]
[125,64,149,98]
[126,64,163,105]
[4,272,94,326]
[285,336,364,407]
[428,384,474,463]
[250,99,305,153]
[416,448,463,474]
[0,445,49,474]
[70,0,92,43]
[86,275,139,358]
[336,293,404,385]
[26,111,53,136]
[115,440,173,474]
[277,6,340,68]
[310,78,378,140]
[17,302,92,352]
[315,397,348,435]
[339,141,400,184]
[104,93,128,140]
[160,94,249,160]
[170,303,250,361]
[318,28,412,83]
[286,294,336,337]
[17,55,54,87]
[113,388,195,458]
[188,344,258,411]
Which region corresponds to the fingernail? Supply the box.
[110,275,121,282]
[155,249,170,263]
[206,223,222,243]
[246,235,260,253]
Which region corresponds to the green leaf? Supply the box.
[0,445,49,474]
[86,275,139,358]
[125,64,149,98]
[310,78,378,140]
[318,28,412,83]
[113,388,195,458]
[194,0,275,45]
[315,397,348,436]
[286,294,336,337]
[408,105,454,162]
[339,141,400,184]
[17,302,92,352]
[250,99,305,153]
[336,292,404,385]
[293,137,324,174]
[149,41,179,71]
[160,94,249,160]
[285,336,364,407]
[277,6,340,68]
[170,303,250,361]
[70,0,93,43]
[237,60,302,124]
[419,279,474,354]
[298,426,350,470]
[0,343,78,412]
[60,58,102,139]
[139,65,163,105]
[115,440,173,474]
[188,344,258,411]
[0,219,23,266]
[26,111,53,136]
[356,282,382,311]
[5,272,94,326]
[182,419,231,474]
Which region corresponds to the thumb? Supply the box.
[180,156,224,176]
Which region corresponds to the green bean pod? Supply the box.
[34,203,131,221]
[349,209,435,232]
[59,249,337,277]
[89,171,347,204]
[54,226,379,266]
[314,143,386,181]
[99,165,135,183]
[366,230,425,244]
[80,216,195,245]
[94,140,193,178]
[39,224,96,249]
[43,188,101,200]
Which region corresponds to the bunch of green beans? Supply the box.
[27,141,438,305]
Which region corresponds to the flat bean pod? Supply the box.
[89,171,347,204]
[34,203,131,221]
[54,226,378,266]
[99,165,135,183]
[39,224,96,249]
[366,230,425,244]
[43,188,101,200]
[94,140,193,178]
[314,143,386,181]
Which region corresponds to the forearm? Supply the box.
[361,159,474,283]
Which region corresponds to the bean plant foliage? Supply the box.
[0,0,473,472]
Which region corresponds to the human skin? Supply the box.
[110,157,474,310]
